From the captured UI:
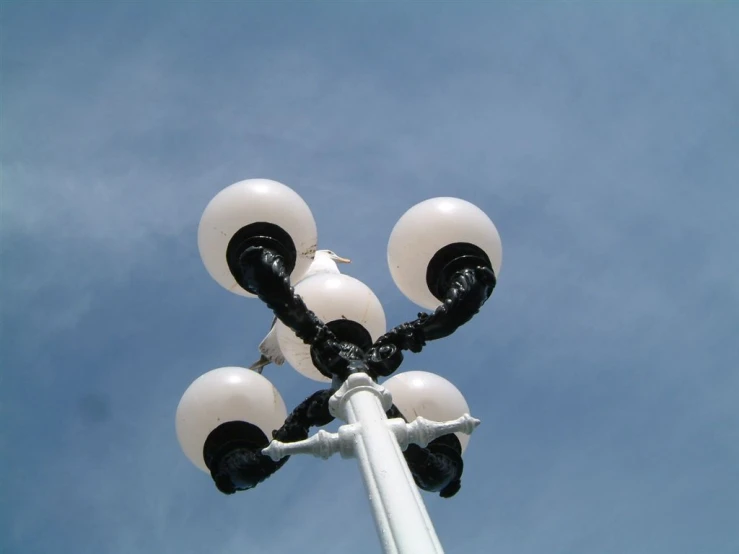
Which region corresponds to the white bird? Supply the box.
[248,249,351,373]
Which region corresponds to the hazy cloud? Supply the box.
[2,3,737,554]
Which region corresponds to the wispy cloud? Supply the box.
[2,3,738,554]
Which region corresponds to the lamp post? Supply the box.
[176,179,502,553]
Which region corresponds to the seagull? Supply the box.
[248,249,351,373]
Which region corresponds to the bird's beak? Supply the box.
[335,256,351,264]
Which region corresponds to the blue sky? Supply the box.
[2,2,738,553]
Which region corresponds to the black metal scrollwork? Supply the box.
[238,246,335,346]
[385,405,465,498]
[208,393,464,498]
[237,245,496,381]
[215,243,496,497]
[365,265,497,376]
[206,389,335,494]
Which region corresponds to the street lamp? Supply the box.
[176,178,502,553]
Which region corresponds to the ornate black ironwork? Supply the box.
[310,331,370,382]
[236,242,496,372]
[207,395,464,498]
[204,421,281,495]
[218,242,496,497]
[238,245,334,347]
[426,242,491,302]
[404,436,464,498]
[227,222,298,285]
[205,389,334,494]
[236,243,495,382]
[363,264,497,377]
[386,405,464,498]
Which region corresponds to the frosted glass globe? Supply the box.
[198,179,318,297]
[387,197,502,309]
[383,370,472,452]
[176,367,287,472]
[276,273,386,382]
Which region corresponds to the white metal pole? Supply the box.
[262,372,480,554]
[329,373,445,554]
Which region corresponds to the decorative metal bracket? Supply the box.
[262,414,479,461]
[218,244,495,497]
[236,244,496,382]
[262,373,478,498]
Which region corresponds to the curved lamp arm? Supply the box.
[210,389,467,498]
[237,244,495,382]
[207,388,335,494]
[238,245,338,346]
[366,265,497,377]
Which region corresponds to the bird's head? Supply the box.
[318,249,351,264]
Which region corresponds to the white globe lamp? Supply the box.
[198,179,318,297]
[176,366,287,472]
[387,197,502,310]
[383,370,473,452]
[275,273,387,382]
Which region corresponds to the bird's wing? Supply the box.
[258,318,285,365]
